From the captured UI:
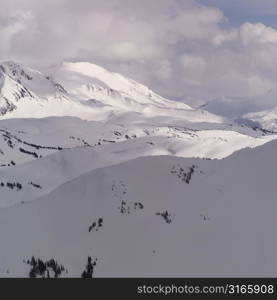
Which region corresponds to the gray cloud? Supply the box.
[1,0,277,108]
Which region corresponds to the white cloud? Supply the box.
[240,22,277,45]
[1,0,277,107]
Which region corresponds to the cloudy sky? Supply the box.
[1,0,277,106]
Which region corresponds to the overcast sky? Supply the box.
[1,0,277,104]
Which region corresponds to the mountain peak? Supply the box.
[61,61,163,98]
[58,61,194,110]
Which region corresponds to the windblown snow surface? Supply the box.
[0,61,276,277]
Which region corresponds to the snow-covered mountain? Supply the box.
[0,60,277,277]
[197,93,277,132]
[0,61,68,114]
[243,107,277,131]
[1,141,277,277]
[0,61,222,123]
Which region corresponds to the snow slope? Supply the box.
[1,141,277,277]
[0,113,275,209]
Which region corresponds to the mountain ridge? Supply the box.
[0,61,226,124]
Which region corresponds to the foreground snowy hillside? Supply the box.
[1,141,277,277]
[0,60,276,277]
